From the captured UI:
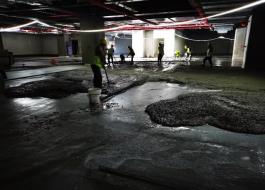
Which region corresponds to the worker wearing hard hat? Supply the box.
[91,38,107,89]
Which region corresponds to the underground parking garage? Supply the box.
[1,0,265,190]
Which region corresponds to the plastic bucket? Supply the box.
[88,88,101,105]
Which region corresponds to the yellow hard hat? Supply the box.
[99,38,107,45]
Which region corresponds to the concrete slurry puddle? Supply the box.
[105,82,214,111]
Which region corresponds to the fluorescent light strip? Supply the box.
[0,0,265,33]
[0,20,59,32]
[0,20,38,31]
[207,0,265,19]
[175,33,234,42]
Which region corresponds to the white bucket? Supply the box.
[88,88,101,105]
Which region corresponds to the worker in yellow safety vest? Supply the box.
[184,45,191,61]
[91,38,107,89]
[175,50,180,58]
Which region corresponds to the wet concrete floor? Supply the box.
[13,56,82,69]
[6,65,85,80]
[1,81,265,190]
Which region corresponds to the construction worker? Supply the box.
[127,46,135,65]
[120,54,125,64]
[203,42,214,67]
[91,38,107,89]
[107,44,114,66]
[175,50,180,58]
[158,43,164,65]
[184,45,191,61]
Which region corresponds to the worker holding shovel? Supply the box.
[91,38,109,89]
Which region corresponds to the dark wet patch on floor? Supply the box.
[4,70,147,99]
[4,78,87,99]
[145,92,265,134]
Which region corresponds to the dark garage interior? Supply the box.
[1,0,265,190]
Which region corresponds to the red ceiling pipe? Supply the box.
[86,0,157,25]
[104,24,211,32]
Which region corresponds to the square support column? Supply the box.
[80,15,104,64]
[245,5,265,70]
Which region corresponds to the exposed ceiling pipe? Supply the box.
[188,0,206,17]
[85,0,157,25]
[188,0,211,27]
[108,24,211,32]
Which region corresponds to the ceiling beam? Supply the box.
[104,11,197,21]
[85,0,157,25]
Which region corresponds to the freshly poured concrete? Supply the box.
[1,80,265,190]
[146,92,265,134]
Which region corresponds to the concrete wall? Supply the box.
[57,35,67,56]
[175,32,185,55]
[42,35,58,55]
[114,38,132,55]
[126,29,234,58]
[184,39,234,56]
[1,33,60,56]
[180,30,234,56]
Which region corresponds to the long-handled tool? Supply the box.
[103,66,110,84]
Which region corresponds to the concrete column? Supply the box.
[232,27,247,68]
[80,15,104,64]
[132,30,144,57]
[245,4,265,70]
[144,31,154,57]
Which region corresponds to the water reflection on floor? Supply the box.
[131,56,233,72]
